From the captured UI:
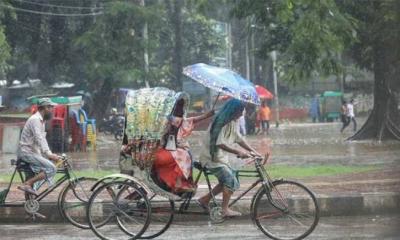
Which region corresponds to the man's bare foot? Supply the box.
[17,185,38,196]
[223,208,242,217]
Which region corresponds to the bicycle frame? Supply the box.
[0,160,72,208]
[178,157,272,213]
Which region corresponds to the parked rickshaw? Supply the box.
[86,87,319,240]
[320,91,343,122]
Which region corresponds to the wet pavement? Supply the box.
[0,214,399,240]
[1,120,400,173]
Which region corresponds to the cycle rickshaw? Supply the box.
[86,87,320,240]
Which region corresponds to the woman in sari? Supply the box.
[153,99,214,193]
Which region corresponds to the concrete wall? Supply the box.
[0,123,24,153]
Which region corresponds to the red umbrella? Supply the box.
[255,85,274,99]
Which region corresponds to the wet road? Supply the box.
[1,121,400,174]
[0,214,399,239]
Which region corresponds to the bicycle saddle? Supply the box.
[15,158,33,172]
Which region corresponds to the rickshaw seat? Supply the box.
[193,161,211,174]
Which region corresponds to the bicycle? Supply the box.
[0,154,97,229]
[86,154,320,240]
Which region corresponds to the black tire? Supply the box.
[116,192,174,239]
[87,180,151,240]
[58,177,98,229]
[252,180,319,240]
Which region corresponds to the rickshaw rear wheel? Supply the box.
[87,180,151,240]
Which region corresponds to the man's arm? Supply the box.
[217,144,250,158]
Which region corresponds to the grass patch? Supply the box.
[264,165,377,179]
[193,164,378,181]
[0,165,378,184]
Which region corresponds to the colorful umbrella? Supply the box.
[183,63,260,105]
[255,85,274,99]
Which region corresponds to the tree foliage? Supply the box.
[232,0,400,140]
[231,0,356,84]
[1,0,224,118]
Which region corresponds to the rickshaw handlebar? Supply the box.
[240,153,270,166]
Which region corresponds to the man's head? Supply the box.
[37,98,56,120]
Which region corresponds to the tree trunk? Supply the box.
[349,24,400,141]
[91,79,113,122]
[171,0,183,90]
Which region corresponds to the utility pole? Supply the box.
[140,0,150,88]
[245,35,250,80]
[271,50,280,127]
[227,22,232,69]
[250,25,255,82]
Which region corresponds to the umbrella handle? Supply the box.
[211,92,221,110]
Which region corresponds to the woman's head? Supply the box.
[173,99,185,117]
[209,98,245,160]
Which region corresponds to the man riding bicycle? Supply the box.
[17,98,61,195]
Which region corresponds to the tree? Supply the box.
[0,2,12,78]
[76,0,160,119]
[339,0,400,141]
[232,0,400,141]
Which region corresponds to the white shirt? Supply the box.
[200,120,244,169]
[347,103,355,117]
[18,112,52,156]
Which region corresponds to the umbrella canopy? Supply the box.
[255,85,274,99]
[183,63,260,105]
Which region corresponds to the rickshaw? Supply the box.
[86,87,319,240]
[320,91,343,122]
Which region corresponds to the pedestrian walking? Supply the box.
[347,99,357,131]
[258,101,271,135]
[340,100,349,133]
[309,95,320,123]
[340,99,357,132]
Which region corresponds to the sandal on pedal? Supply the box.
[17,185,38,196]
[195,199,209,213]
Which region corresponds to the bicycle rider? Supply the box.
[17,98,61,195]
[197,99,260,217]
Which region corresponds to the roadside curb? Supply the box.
[1,192,399,223]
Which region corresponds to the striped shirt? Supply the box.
[18,112,52,157]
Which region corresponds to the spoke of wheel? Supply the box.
[112,203,142,225]
[75,182,91,200]
[287,214,308,228]
[256,210,284,220]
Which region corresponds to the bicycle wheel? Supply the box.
[87,180,151,240]
[58,177,98,229]
[116,191,174,239]
[252,180,319,240]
